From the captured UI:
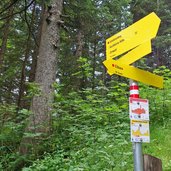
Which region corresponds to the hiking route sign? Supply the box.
[129,98,149,120]
[131,120,150,143]
[129,97,150,143]
[103,12,163,88]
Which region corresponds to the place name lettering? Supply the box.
[112,63,123,70]
[108,35,121,44]
[109,38,125,49]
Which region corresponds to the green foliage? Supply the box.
[26,82,42,98]
[139,67,171,126]
[22,68,171,171]
[0,105,31,170]
[153,66,171,78]
[143,123,171,171]
[22,85,133,171]
[72,57,93,79]
[2,76,171,170]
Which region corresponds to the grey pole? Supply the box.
[133,142,144,171]
[130,80,144,171]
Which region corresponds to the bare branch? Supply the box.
[0,0,35,21]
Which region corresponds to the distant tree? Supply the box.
[0,0,37,105]
[59,0,132,92]
[59,0,98,91]
[130,0,171,68]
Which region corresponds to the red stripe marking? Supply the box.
[130,85,139,90]
[130,94,139,98]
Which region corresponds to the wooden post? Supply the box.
[144,154,162,171]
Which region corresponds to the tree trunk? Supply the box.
[17,2,36,109]
[156,48,163,66]
[20,0,63,154]
[73,29,85,90]
[29,4,46,83]
[144,154,162,171]
[92,40,97,90]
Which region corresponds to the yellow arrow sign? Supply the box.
[106,12,160,59]
[103,59,163,88]
[118,40,151,65]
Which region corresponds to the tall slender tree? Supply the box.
[17,1,37,109]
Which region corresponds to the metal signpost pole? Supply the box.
[129,80,144,171]
[133,143,144,171]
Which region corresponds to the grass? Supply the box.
[143,121,171,170]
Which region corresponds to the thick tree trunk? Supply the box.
[31,0,63,131]
[20,0,63,154]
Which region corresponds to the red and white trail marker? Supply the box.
[130,82,139,98]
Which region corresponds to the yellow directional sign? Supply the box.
[103,12,163,88]
[106,12,160,59]
[118,40,151,65]
[103,59,163,88]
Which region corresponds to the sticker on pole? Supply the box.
[131,120,150,143]
[129,97,149,120]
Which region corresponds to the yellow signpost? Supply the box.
[103,59,163,88]
[103,12,163,88]
[106,12,161,59]
[117,41,151,65]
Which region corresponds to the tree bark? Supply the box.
[29,4,46,82]
[73,29,85,90]
[20,0,63,154]
[156,48,164,66]
[92,40,97,90]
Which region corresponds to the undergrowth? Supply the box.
[1,67,171,170]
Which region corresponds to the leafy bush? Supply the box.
[22,86,133,171]
[0,105,31,170]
